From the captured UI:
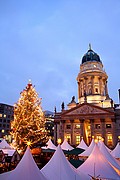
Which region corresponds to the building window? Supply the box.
[4,114,6,118]
[96,135,102,140]
[7,125,9,128]
[95,124,101,129]
[107,134,113,146]
[76,135,80,145]
[106,124,112,128]
[95,88,98,93]
[89,88,92,95]
[65,135,71,144]
[75,124,80,129]
[66,125,71,129]
[3,124,6,128]
[0,114,2,117]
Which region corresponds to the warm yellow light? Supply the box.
[27,141,31,146]
[1,129,4,133]
[57,138,61,144]
[101,138,104,142]
[92,136,94,139]
[118,136,120,140]
[95,139,98,143]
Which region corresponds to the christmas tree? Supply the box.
[11,80,47,151]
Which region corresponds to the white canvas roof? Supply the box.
[79,138,95,157]
[0,146,48,180]
[99,140,120,173]
[41,145,88,180]
[0,139,12,149]
[77,138,88,150]
[77,143,120,180]
[61,139,74,151]
[1,149,16,156]
[42,139,56,150]
[111,142,120,159]
[98,139,111,152]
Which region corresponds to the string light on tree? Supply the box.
[11,80,47,151]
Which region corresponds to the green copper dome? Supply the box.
[81,44,102,64]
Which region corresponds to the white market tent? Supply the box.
[99,140,120,174]
[41,145,88,180]
[1,149,16,156]
[0,139,12,149]
[46,139,57,150]
[78,138,95,157]
[77,138,88,150]
[41,139,56,150]
[61,139,74,151]
[0,146,48,180]
[98,139,111,152]
[1,149,20,162]
[77,143,120,180]
[111,142,120,159]
[0,139,20,162]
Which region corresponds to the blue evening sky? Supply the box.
[0,0,120,112]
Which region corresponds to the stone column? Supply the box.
[111,118,116,147]
[84,77,88,95]
[91,76,94,94]
[77,81,80,102]
[100,119,106,140]
[62,120,65,142]
[70,119,74,145]
[90,119,94,138]
[80,80,82,97]
[80,119,84,137]
[105,80,110,99]
[99,76,102,95]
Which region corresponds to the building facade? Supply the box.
[0,103,14,141]
[54,45,120,148]
[44,110,54,140]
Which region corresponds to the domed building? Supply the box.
[77,44,111,107]
[54,45,120,148]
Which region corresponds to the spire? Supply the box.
[89,43,92,50]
